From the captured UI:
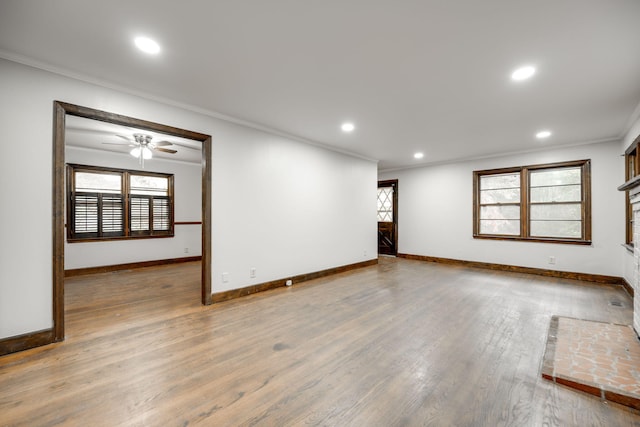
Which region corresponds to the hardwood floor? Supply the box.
[1,257,639,426]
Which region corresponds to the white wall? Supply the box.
[64,146,202,269]
[0,58,377,339]
[379,141,624,277]
[621,112,640,285]
[212,127,377,292]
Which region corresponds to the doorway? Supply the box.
[52,101,212,343]
[377,179,398,256]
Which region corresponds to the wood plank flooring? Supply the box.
[1,257,639,426]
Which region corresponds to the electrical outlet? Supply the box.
[250,268,256,278]
[222,272,229,283]
[184,247,189,254]
[364,250,367,257]
[548,256,556,265]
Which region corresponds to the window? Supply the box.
[625,138,640,245]
[67,164,174,241]
[377,186,394,222]
[473,160,591,244]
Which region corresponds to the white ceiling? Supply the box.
[1,0,639,170]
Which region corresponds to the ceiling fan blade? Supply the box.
[169,141,200,150]
[154,147,178,154]
[154,140,173,147]
[115,134,133,142]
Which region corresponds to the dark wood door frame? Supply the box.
[52,101,212,343]
[378,179,398,256]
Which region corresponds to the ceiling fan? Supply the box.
[102,133,192,167]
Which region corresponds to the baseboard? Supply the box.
[0,329,56,357]
[212,258,379,304]
[397,253,623,286]
[622,278,635,298]
[64,256,202,277]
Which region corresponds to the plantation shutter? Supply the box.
[101,195,124,236]
[130,195,171,234]
[73,193,99,236]
[72,193,124,237]
[130,196,151,232]
[153,197,171,231]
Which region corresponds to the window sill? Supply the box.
[67,233,174,243]
[473,235,592,246]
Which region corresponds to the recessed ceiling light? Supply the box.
[536,130,552,139]
[511,65,536,81]
[341,122,355,133]
[414,152,424,159]
[134,36,161,55]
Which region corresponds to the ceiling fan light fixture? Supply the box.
[130,146,153,159]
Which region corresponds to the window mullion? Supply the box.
[69,191,75,236]
[473,172,480,236]
[149,196,155,234]
[97,193,103,237]
[124,171,130,237]
[521,168,529,238]
[582,161,591,241]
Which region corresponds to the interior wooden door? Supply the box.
[377,180,398,255]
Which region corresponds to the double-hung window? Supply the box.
[129,174,172,236]
[67,164,174,241]
[473,160,591,244]
[625,138,640,245]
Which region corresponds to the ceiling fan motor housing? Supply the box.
[133,133,152,146]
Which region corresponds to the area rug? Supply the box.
[541,315,640,410]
